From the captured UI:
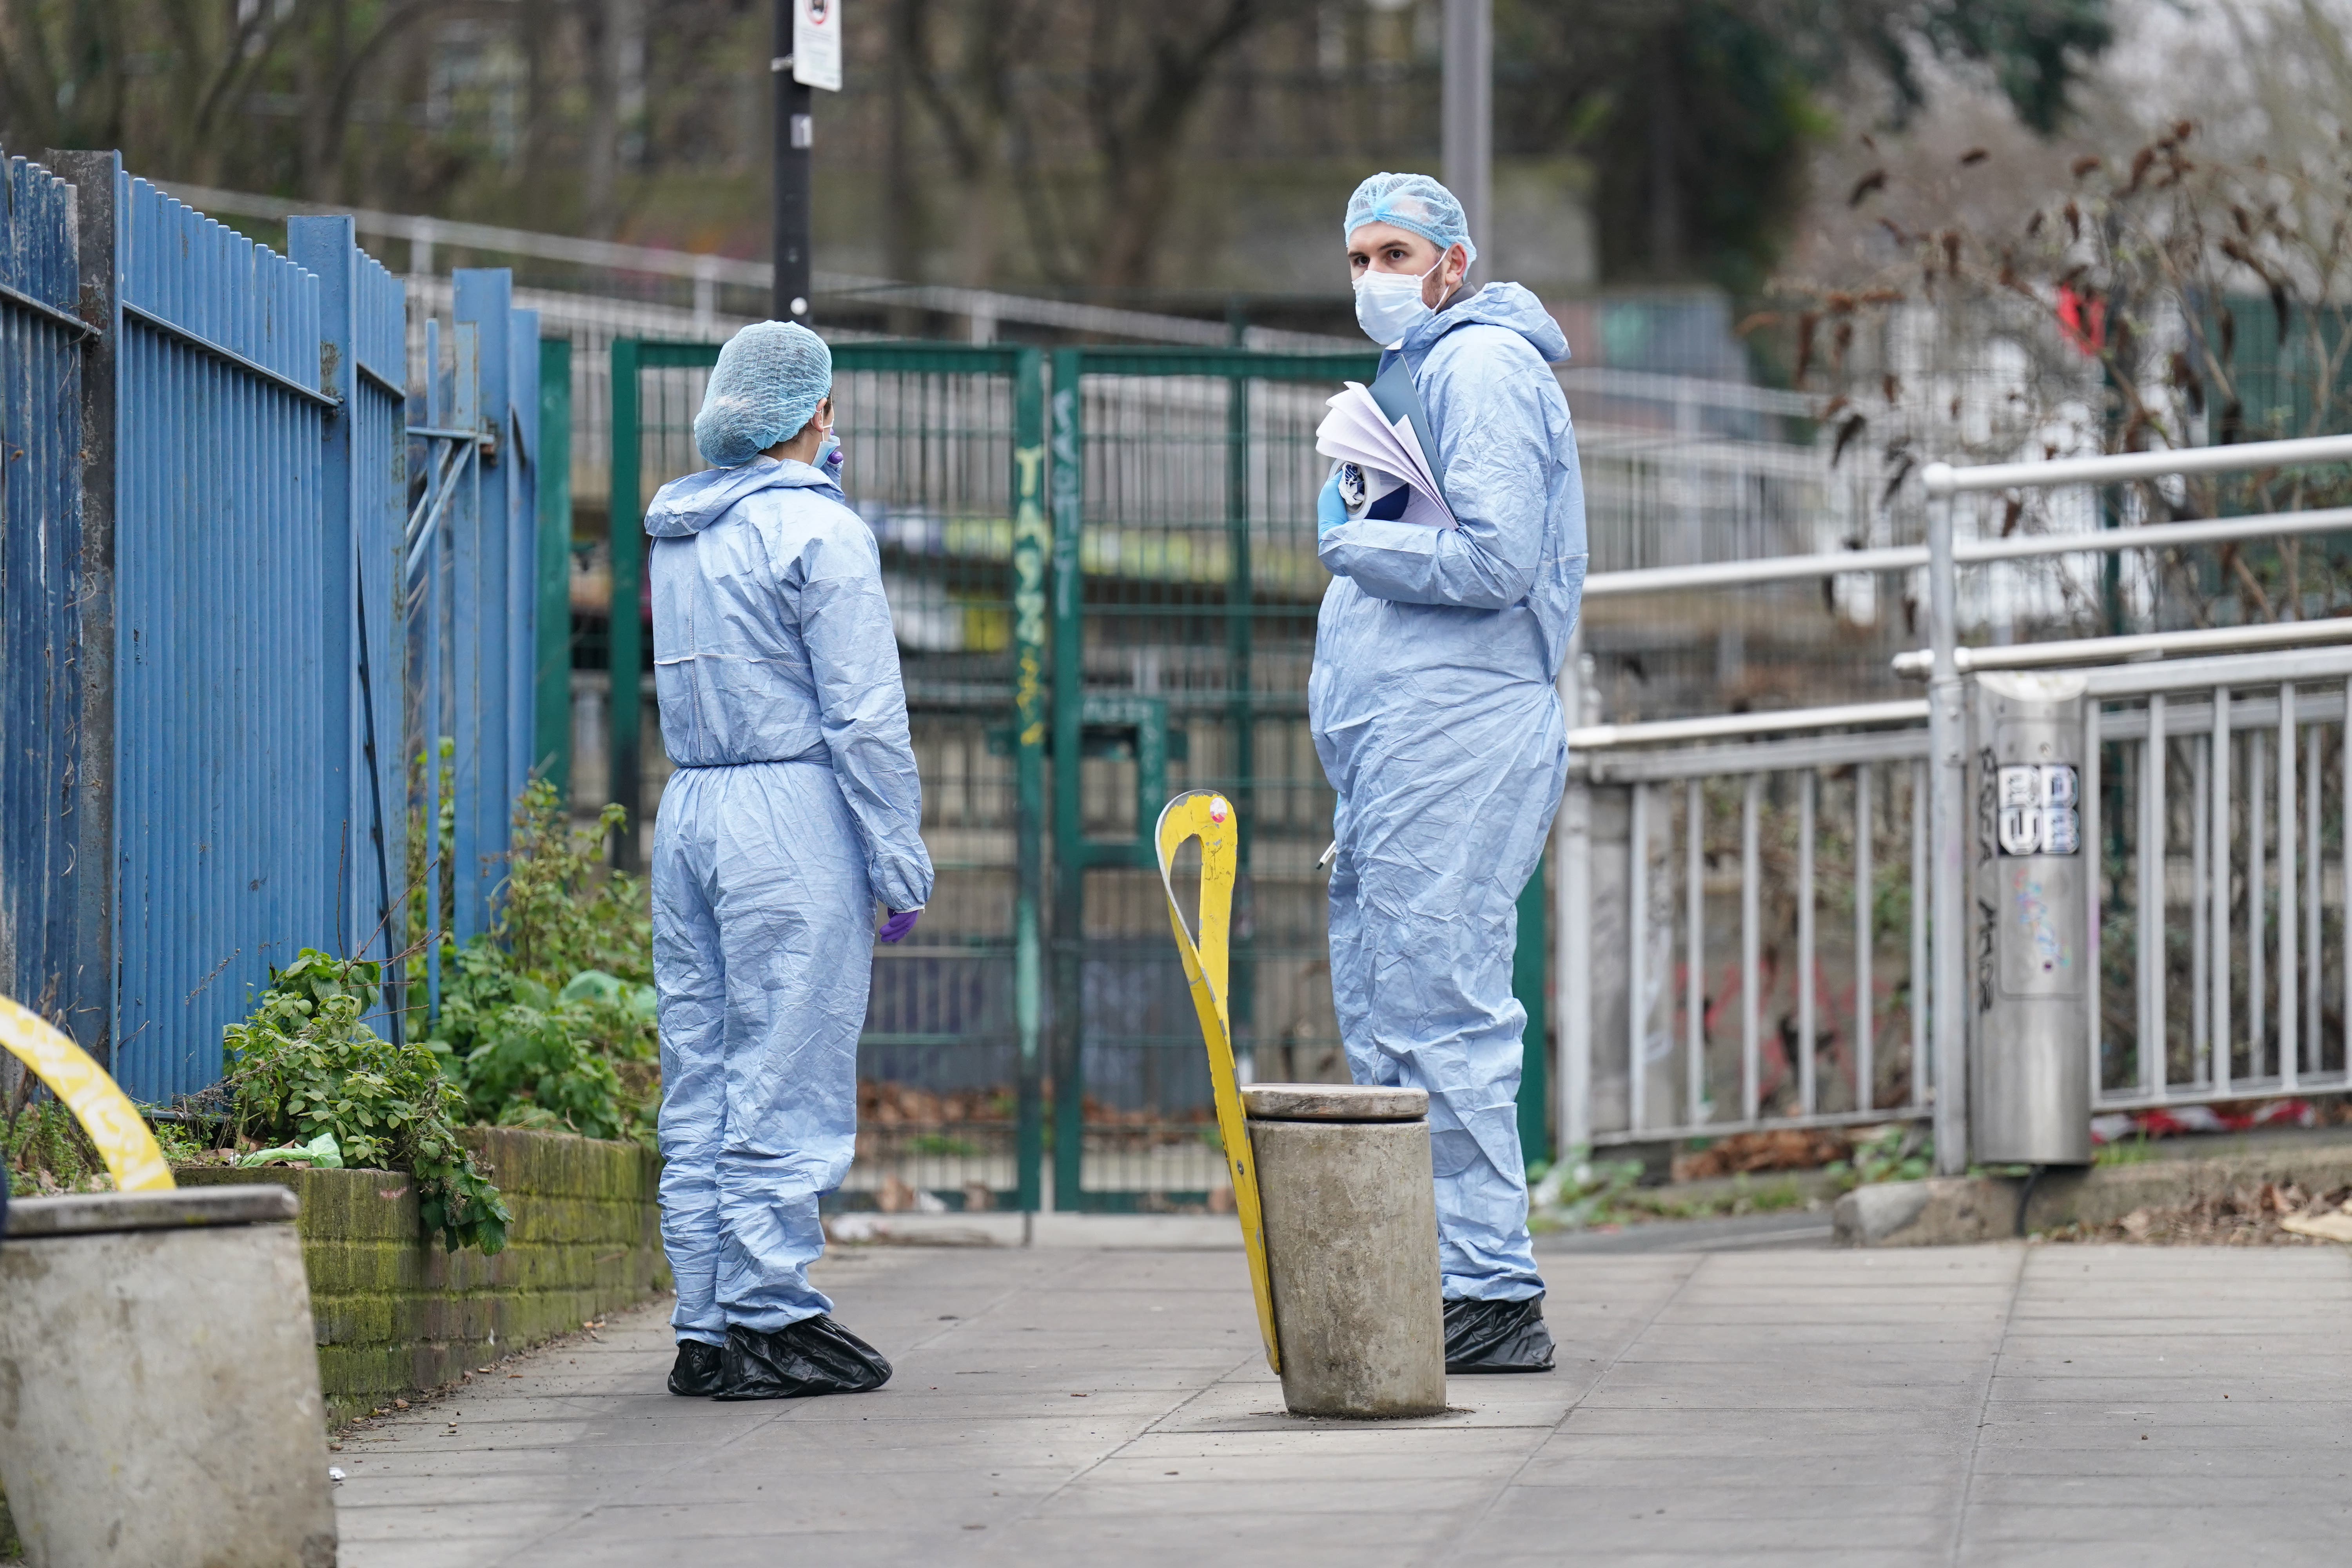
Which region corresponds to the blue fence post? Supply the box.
[0,149,97,1049]
[354,241,412,1011]
[416,318,451,1014]
[290,216,361,960]
[446,320,486,951]
[453,272,512,939]
[37,151,122,1064]
[290,216,411,1024]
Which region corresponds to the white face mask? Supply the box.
[1354,263,1440,348]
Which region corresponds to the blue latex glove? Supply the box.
[1317,466,1350,539]
[877,908,920,945]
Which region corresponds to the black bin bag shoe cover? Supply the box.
[1443,1295,1557,1374]
[713,1317,894,1400]
[669,1339,725,1397]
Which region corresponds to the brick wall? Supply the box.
[177,1127,670,1425]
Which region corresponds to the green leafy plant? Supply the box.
[417,782,659,1144]
[5,1094,104,1195]
[501,780,651,985]
[907,1132,982,1158]
[426,937,658,1143]
[1833,1124,1933,1186]
[435,945,631,1142]
[144,1114,210,1165]
[405,737,457,964]
[223,950,509,1253]
[1532,1157,1649,1230]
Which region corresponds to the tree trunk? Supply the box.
[1644,21,1685,278]
[882,16,925,287]
[580,0,622,237]
[302,0,352,202]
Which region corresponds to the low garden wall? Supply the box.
[177,1126,669,1425]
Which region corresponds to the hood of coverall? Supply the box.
[1395,280,1568,365]
[644,457,841,538]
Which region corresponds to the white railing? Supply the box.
[1563,705,1934,1147]
[2075,651,2352,1113]
[1559,431,2352,1165]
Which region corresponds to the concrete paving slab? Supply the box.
[1537,1213,1837,1252]
[958,1509,1463,1568]
[1954,1543,2343,1568]
[331,1241,2352,1566]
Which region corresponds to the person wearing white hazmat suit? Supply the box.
[646,321,933,1400]
[1312,173,1587,1373]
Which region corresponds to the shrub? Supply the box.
[502,781,651,985]
[5,1095,105,1195]
[223,950,509,1253]
[419,782,659,1144]
[428,940,654,1143]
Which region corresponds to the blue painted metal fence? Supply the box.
[0,148,540,1102]
[109,168,342,1098]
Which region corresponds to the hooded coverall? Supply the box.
[1310,281,1588,1302]
[645,456,933,1343]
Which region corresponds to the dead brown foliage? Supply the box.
[2041,1181,2352,1246]
[1671,1127,1852,1182]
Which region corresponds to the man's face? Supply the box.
[1345,222,1468,309]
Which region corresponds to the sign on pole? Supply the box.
[793,0,842,92]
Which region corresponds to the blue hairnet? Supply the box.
[693,321,833,469]
[1343,172,1477,267]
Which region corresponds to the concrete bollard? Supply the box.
[0,1185,338,1568]
[1244,1084,1446,1419]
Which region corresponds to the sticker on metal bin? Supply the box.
[1997,763,2080,857]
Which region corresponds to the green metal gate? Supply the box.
[608,338,1553,1215]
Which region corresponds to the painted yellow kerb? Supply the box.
[0,993,176,1192]
[1154,789,1278,1374]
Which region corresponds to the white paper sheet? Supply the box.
[1315,383,1456,530]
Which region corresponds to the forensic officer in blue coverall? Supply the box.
[646,321,933,1400]
[1313,173,1588,1372]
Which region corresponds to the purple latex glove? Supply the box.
[877,908,920,945]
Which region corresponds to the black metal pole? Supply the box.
[773,0,813,324]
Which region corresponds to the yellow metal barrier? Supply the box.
[0,994,176,1193]
[1153,790,1278,1372]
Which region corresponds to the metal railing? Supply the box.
[0,151,552,1099]
[2071,651,2352,1114]
[1558,431,2352,1166]
[1563,704,1933,1147]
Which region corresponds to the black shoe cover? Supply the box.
[1443,1295,1556,1374]
[712,1317,893,1400]
[669,1339,724,1396]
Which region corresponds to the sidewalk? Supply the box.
[333,1236,2352,1567]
